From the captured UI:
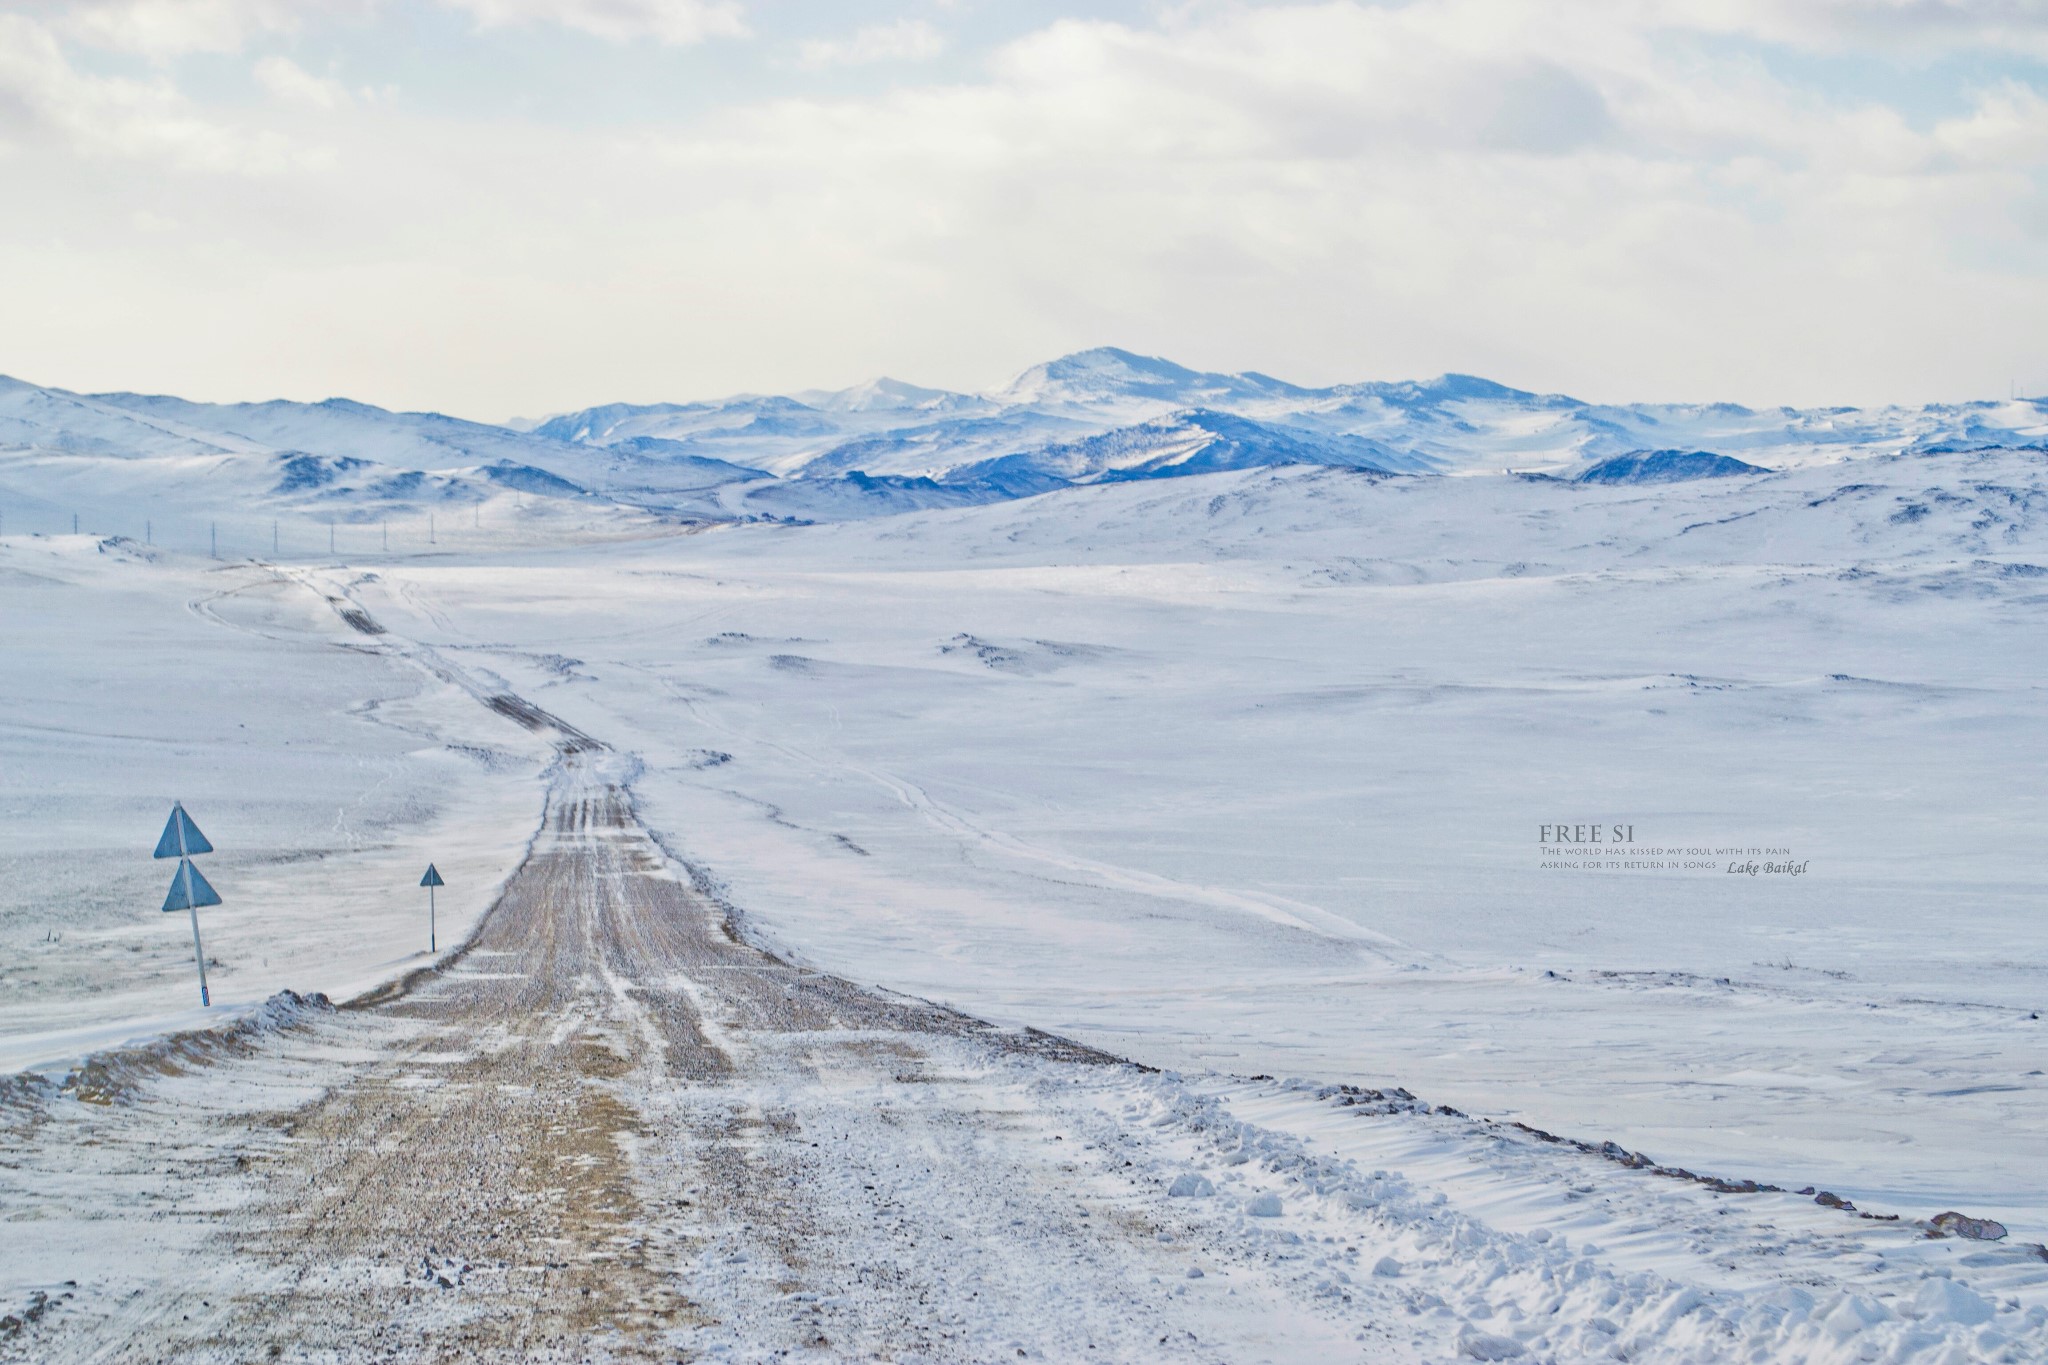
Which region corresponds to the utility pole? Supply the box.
[329,522,335,555]
[429,514,436,545]
[145,519,151,545]
[210,522,217,558]
[73,513,79,535]
[273,520,279,556]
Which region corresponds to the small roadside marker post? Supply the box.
[420,864,445,953]
[155,802,221,1007]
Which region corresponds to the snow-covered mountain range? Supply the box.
[3,349,2045,540]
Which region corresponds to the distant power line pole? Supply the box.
[210,522,217,558]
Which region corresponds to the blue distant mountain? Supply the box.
[945,409,1435,487]
[2,350,2044,528]
[1577,450,1772,484]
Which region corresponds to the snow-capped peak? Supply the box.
[796,377,983,415]
[994,347,1314,415]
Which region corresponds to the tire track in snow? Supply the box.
[630,660,1420,955]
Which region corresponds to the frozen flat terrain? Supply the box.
[339,453,2048,1234]
[4,367,2048,1359]
[7,752,2046,1363]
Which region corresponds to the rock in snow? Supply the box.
[1928,1211,2009,1241]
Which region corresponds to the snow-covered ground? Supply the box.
[0,536,552,1075]
[319,450,2048,1240]
[5,430,2047,1358]
[7,752,2045,1363]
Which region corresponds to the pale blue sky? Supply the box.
[3,1,2045,417]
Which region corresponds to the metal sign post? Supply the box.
[420,864,445,952]
[155,802,220,1006]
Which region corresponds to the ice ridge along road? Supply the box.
[8,745,2048,1360]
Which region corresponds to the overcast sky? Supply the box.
[1,0,2044,418]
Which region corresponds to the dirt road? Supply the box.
[4,748,1397,1363]
[11,757,2048,1365]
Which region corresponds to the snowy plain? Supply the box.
[331,453,2048,1242]
[4,355,2048,1360]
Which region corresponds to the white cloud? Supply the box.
[0,12,292,167]
[17,0,752,54]
[439,0,746,45]
[797,19,945,71]
[20,0,308,57]
[1638,0,2048,58]
[254,54,351,110]
[501,2,2048,405]
[0,0,2043,415]
[1932,80,2048,165]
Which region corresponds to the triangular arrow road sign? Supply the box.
[420,864,445,888]
[162,859,223,912]
[154,803,214,860]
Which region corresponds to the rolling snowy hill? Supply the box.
[4,351,2047,550]
[530,348,2048,489]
